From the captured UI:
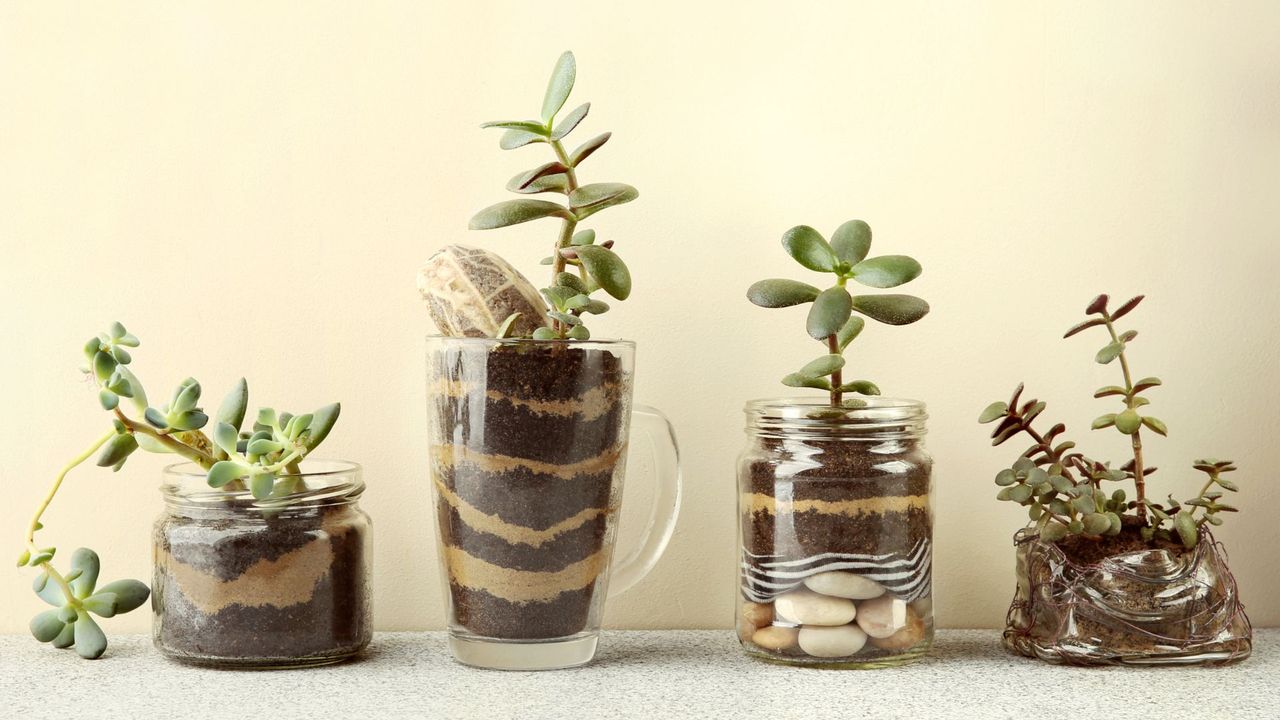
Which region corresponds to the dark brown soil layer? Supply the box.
[431,344,628,640]
[154,506,370,664]
[1054,515,1186,566]
[451,585,597,640]
[742,437,933,561]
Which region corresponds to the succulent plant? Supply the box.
[17,322,341,657]
[747,220,929,408]
[979,295,1238,548]
[468,51,636,340]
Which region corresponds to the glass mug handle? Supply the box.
[607,404,682,598]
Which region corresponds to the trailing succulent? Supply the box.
[979,295,1238,548]
[469,50,636,341]
[747,220,929,408]
[17,322,341,658]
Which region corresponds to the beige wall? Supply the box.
[2,1,1278,634]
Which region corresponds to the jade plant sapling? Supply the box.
[978,295,1238,548]
[747,220,929,407]
[17,322,340,658]
[468,50,636,341]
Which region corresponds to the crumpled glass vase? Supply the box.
[1003,527,1251,666]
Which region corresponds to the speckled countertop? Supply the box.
[2,630,1275,719]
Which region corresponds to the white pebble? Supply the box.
[798,624,868,657]
[803,571,886,600]
[856,595,909,639]
[775,590,856,626]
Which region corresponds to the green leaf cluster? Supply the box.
[470,51,637,340]
[24,548,148,659]
[747,220,928,407]
[978,295,1241,549]
[20,323,344,659]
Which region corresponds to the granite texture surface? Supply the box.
[2,630,1275,719]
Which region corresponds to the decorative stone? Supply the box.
[740,602,774,628]
[869,606,926,652]
[797,624,868,658]
[775,590,857,626]
[856,595,910,639]
[416,244,549,337]
[803,571,886,600]
[911,594,933,617]
[751,625,799,651]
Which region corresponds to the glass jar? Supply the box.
[153,460,372,668]
[1004,527,1252,665]
[737,398,933,667]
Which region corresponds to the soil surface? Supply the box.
[1054,515,1187,566]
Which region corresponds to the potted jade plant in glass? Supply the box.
[416,51,681,671]
[738,220,932,667]
[18,322,371,667]
[979,294,1251,665]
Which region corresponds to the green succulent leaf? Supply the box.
[1115,409,1142,435]
[570,183,638,219]
[470,199,571,230]
[169,411,208,432]
[96,434,138,468]
[81,592,118,618]
[98,390,119,411]
[551,102,589,140]
[206,460,244,488]
[850,294,930,326]
[30,610,65,643]
[806,287,853,339]
[746,279,820,308]
[979,402,1008,424]
[213,422,239,456]
[570,229,596,246]
[1083,513,1112,535]
[531,326,558,340]
[250,472,276,500]
[575,245,631,300]
[541,50,576,124]
[34,571,63,605]
[1041,522,1069,542]
[798,354,846,378]
[1095,341,1125,364]
[781,225,837,272]
[144,407,169,430]
[836,315,865,350]
[480,119,549,134]
[305,402,340,450]
[850,255,922,288]
[1133,376,1162,392]
[1063,317,1106,339]
[495,313,522,339]
[51,621,75,649]
[567,324,590,340]
[498,128,546,150]
[68,548,100,599]
[73,614,107,659]
[93,351,117,383]
[569,132,610,166]
[509,161,570,192]
[838,380,880,395]
[995,469,1017,486]
[548,311,581,326]
[830,219,872,265]
[507,172,568,195]
[1141,416,1168,437]
[1174,511,1198,547]
[94,579,150,614]
[781,373,832,391]
[1092,413,1117,429]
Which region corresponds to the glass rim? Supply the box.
[425,335,635,349]
[744,396,928,437]
[161,459,363,508]
[745,396,926,415]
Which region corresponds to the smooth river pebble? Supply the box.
[803,571,886,600]
[855,595,909,638]
[869,606,926,651]
[775,590,857,626]
[751,625,799,651]
[797,624,868,657]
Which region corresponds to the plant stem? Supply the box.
[827,335,842,407]
[114,410,217,468]
[1104,316,1147,523]
[548,138,582,337]
[26,430,115,547]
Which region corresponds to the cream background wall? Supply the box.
[2,1,1278,634]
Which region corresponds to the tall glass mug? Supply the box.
[425,337,681,670]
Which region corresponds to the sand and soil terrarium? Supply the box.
[17,322,370,667]
[979,294,1251,666]
[739,220,933,667]
[417,51,679,670]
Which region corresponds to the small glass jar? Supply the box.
[153,460,372,668]
[737,398,933,667]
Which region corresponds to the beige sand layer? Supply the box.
[427,379,617,422]
[433,474,612,548]
[743,492,929,517]
[444,545,606,603]
[432,443,622,480]
[156,533,336,614]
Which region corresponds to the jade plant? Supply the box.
[979,295,1238,548]
[468,50,635,340]
[747,220,929,407]
[17,322,340,658]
